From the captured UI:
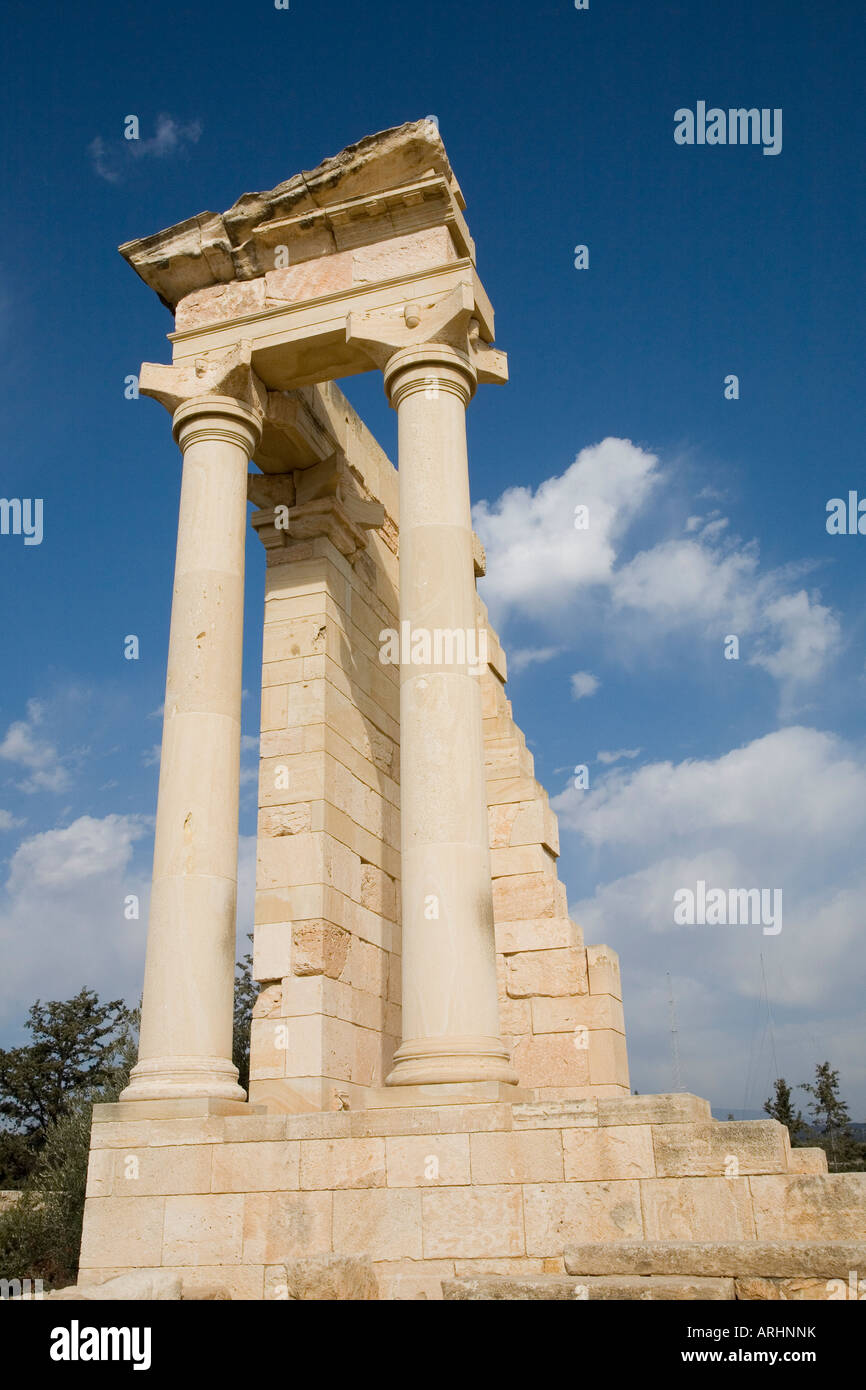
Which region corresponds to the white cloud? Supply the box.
[553,727,866,1111]
[570,671,600,700]
[89,115,203,183]
[597,747,641,765]
[0,700,71,793]
[508,646,562,674]
[475,439,842,704]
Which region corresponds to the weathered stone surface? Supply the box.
[276,1254,379,1300]
[442,1274,734,1300]
[523,1181,643,1255]
[598,1093,711,1127]
[563,1125,655,1182]
[422,1186,525,1259]
[750,1174,866,1240]
[48,1270,183,1301]
[563,1239,866,1277]
[652,1121,788,1178]
[292,921,350,978]
[640,1178,755,1242]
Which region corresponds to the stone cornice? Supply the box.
[119,119,462,311]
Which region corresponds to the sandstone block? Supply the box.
[162,1194,244,1266]
[652,1121,788,1179]
[78,1197,165,1269]
[422,1186,525,1259]
[300,1136,386,1189]
[212,1141,300,1193]
[469,1130,563,1184]
[512,1033,590,1088]
[292,920,350,978]
[333,1188,422,1260]
[523,1181,643,1255]
[505,948,588,998]
[586,944,622,999]
[640,1177,755,1241]
[750,1174,866,1240]
[385,1133,471,1186]
[563,1125,655,1182]
[244,1191,333,1264]
[496,918,580,954]
[598,1093,711,1127]
[531,993,625,1034]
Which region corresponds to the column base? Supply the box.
[119,1055,246,1103]
[385,1036,519,1087]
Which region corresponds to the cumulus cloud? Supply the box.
[474,439,841,705]
[0,699,71,793]
[0,815,151,1033]
[552,727,866,1111]
[508,646,563,674]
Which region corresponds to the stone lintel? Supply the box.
[168,261,495,389]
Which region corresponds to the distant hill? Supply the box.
[713,1108,866,1139]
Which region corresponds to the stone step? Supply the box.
[442,1274,734,1300]
[563,1240,866,1278]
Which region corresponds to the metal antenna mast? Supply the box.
[667,972,684,1092]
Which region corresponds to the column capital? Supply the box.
[346,282,508,399]
[139,340,266,449]
[172,394,263,455]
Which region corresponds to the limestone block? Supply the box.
[250,1017,290,1080]
[292,921,350,978]
[360,862,397,920]
[222,1115,288,1144]
[498,995,532,1034]
[351,226,456,284]
[253,924,292,981]
[652,1121,789,1179]
[176,1265,265,1300]
[586,945,622,999]
[49,1270,184,1301]
[640,1177,755,1241]
[259,804,313,837]
[333,1189,422,1260]
[108,1144,214,1197]
[598,1093,711,1126]
[563,1125,655,1182]
[300,1137,386,1189]
[244,1191,333,1264]
[512,1033,591,1088]
[212,1141,300,1193]
[512,1099,599,1130]
[523,1181,644,1255]
[496,918,580,954]
[493,871,564,922]
[788,1148,828,1174]
[490,845,556,879]
[505,948,588,998]
[162,1195,245,1266]
[750,1174,866,1240]
[469,1130,563,1184]
[273,1253,379,1300]
[353,1102,513,1139]
[589,1030,630,1088]
[373,1261,454,1301]
[344,934,389,995]
[422,1187,525,1259]
[385,1134,471,1186]
[85,1148,114,1198]
[562,1239,866,1278]
[260,685,288,732]
[261,659,304,687]
[442,1274,734,1300]
[78,1197,165,1268]
[531,993,625,1034]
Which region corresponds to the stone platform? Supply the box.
[78,1091,866,1300]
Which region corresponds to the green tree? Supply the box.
[232,938,259,1095]
[800,1061,859,1172]
[0,1004,139,1288]
[763,1077,807,1145]
[0,988,132,1185]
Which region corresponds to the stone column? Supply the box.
[382,343,517,1086]
[121,391,262,1102]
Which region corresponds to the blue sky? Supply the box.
[1,0,863,1116]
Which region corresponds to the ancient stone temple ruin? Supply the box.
[78,121,866,1299]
